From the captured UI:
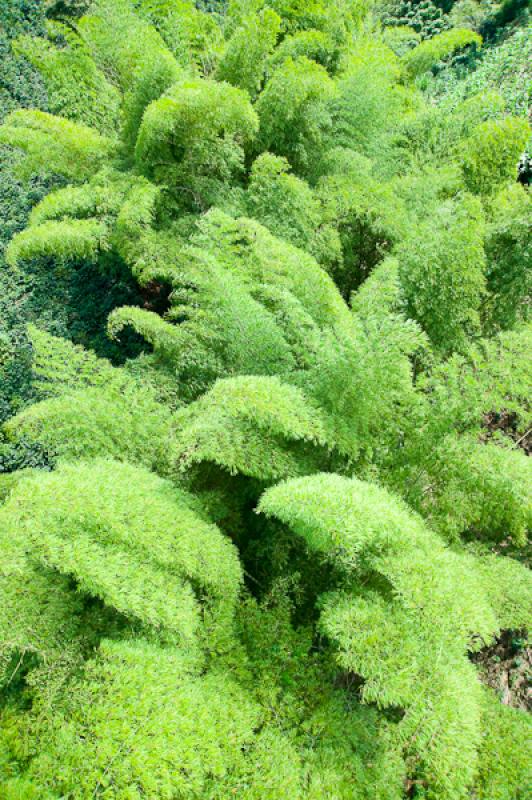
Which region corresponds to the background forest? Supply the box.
[0,1,530,798]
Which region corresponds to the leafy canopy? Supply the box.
[0,1,530,798]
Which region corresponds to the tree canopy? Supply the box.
[0,1,530,798]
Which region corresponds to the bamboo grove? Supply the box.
[0,2,530,798]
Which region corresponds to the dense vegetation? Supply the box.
[0,1,530,798]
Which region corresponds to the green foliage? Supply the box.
[448,0,500,33]
[329,39,409,159]
[0,2,531,798]
[394,90,507,167]
[191,210,350,332]
[390,323,532,515]
[397,195,486,354]
[135,77,258,208]
[0,326,176,473]
[425,435,532,545]
[216,8,281,98]
[258,473,518,798]
[0,164,47,421]
[267,28,341,74]
[0,0,46,39]
[77,0,179,89]
[0,109,115,181]
[0,555,84,688]
[6,218,107,266]
[402,26,482,78]
[382,24,421,56]
[12,638,300,800]
[28,324,138,396]
[14,23,121,135]
[478,0,530,41]
[0,458,242,646]
[476,553,532,632]
[318,157,407,294]
[484,184,531,330]
[378,0,450,38]
[458,116,530,194]
[105,207,356,408]
[226,0,350,37]
[3,385,171,472]
[424,25,532,116]
[256,55,336,174]
[107,256,299,397]
[172,375,327,480]
[4,170,159,270]
[136,0,223,72]
[0,3,47,122]
[44,0,92,17]
[246,153,338,263]
[77,0,186,147]
[0,2,48,423]
[422,323,532,436]
[475,688,532,799]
